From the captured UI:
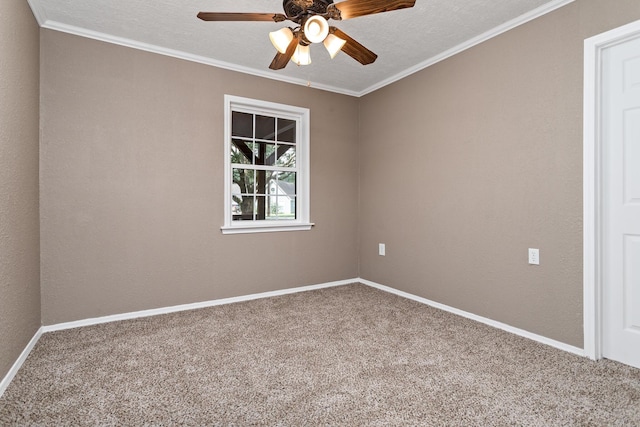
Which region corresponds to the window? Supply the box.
[222,95,312,234]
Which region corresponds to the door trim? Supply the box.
[583,19,640,360]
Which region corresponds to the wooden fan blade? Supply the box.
[197,12,287,22]
[330,27,377,65]
[269,36,299,70]
[334,0,416,20]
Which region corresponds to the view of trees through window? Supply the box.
[231,111,297,221]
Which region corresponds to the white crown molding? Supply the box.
[357,0,576,96]
[26,0,47,26]
[33,20,360,98]
[28,0,574,98]
[0,327,43,399]
[42,278,357,332]
[359,278,585,357]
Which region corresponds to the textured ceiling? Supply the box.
[27,0,573,96]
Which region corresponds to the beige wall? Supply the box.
[39,30,360,324]
[35,1,640,343]
[0,1,41,379]
[359,0,640,348]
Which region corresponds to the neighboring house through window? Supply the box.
[268,179,296,217]
[222,95,312,234]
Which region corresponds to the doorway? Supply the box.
[584,19,640,369]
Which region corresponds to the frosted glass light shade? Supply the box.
[323,33,346,59]
[269,27,294,54]
[291,44,311,65]
[303,15,329,44]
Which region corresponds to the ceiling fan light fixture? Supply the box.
[269,27,294,54]
[303,15,329,44]
[323,33,346,59]
[291,44,311,66]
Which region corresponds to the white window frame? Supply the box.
[221,95,313,234]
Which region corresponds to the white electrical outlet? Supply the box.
[528,248,540,265]
[379,243,386,256]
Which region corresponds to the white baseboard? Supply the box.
[359,278,585,357]
[43,278,358,333]
[0,327,43,399]
[2,276,586,398]
[1,279,356,395]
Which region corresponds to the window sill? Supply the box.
[221,222,314,235]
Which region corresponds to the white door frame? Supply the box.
[583,19,640,361]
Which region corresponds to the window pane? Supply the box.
[255,196,267,220]
[267,172,279,195]
[277,118,296,143]
[231,195,243,215]
[231,140,252,165]
[268,181,276,194]
[266,196,296,220]
[233,169,255,195]
[276,144,296,168]
[276,172,296,197]
[233,194,255,221]
[255,170,275,195]
[231,180,243,198]
[289,196,296,219]
[255,115,275,140]
[254,142,276,166]
[267,196,280,219]
[232,112,253,138]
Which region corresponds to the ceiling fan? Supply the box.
[197,0,416,70]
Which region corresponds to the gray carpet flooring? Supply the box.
[1,283,639,426]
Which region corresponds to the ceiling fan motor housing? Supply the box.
[284,0,334,19]
[198,0,413,69]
